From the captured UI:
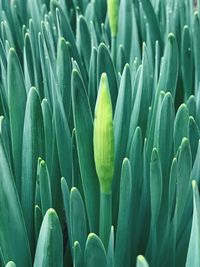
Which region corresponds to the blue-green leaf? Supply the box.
[115,158,132,267]
[174,104,189,153]
[84,233,107,267]
[136,255,149,267]
[70,187,87,250]
[72,69,99,233]
[73,241,83,267]
[7,48,26,194]
[186,181,200,267]
[33,209,63,267]
[21,87,45,250]
[181,25,193,100]
[0,132,31,267]
[39,160,52,216]
[5,262,16,267]
[97,43,118,109]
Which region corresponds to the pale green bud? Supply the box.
[107,0,119,37]
[93,73,114,194]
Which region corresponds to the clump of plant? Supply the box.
[0,0,200,266]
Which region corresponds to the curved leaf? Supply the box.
[7,48,26,194]
[0,131,31,266]
[84,233,107,267]
[72,69,99,232]
[33,209,63,267]
[21,87,45,250]
[186,181,200,267]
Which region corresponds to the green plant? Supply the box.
[0,0,200,266]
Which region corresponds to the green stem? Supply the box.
[99,191,112,251]
[111,36,117,66]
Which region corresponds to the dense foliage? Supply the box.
[0,0,200,266]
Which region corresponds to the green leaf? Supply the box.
[76,15,91,73]
[53,82,72,188]
[35,205,43,242]
[137,44,151,136]
[28,19,43,93]
[73,241,83,267]
[41,99,53,172]
[0,116,12,166]
[41,20,56,70]
[188,116,200,162]
[0,131,31,267]
[186,181,200,267]
[38,32,52,103]
[157,33,178,99]
[193,12,200,93]
[140,0,162,50]
[56,37,72,118]
[5,262,16,267]
[150,148,162,229]
[88,47,98,113]
[181,25,193,100]
[84,233,107,267]
[61,177,71,247]
[21,87,45,250]
[187,95,196,118]
[191,140,200,183]
[1,20,15,48]
[72,69,99,233]
[116,45,126,74]
[156,92,174,177]
[70,187,87,250]
[50,1,87,84]
[174,104,189,153]
[107,226,114,267]
[117,0,135,61]
[27,0,43,32]
[114,64,131,169]
[33,209,63,267]
[128,64,143,149]
[128,127,143,262]
[112,64,132,220]
[35,158,42,208]
[168,158,178,220]
[71,128,82,190]
[115,158,132,267]
[176,138,192,229]
[97,43,118,109]
[39,160,52,216]
[24,33,35,91]
[7,48,27,194]
[136,255,149,267]
[146,148,162,264]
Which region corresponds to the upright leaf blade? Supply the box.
[7,48,26,194]
[115,158,132,267]
[5,262,16,267]
[0,133,31,267]
[33,209,63,267]
[186,181,200,267]
[70,187,87,250]
[39,160,52,216]
[97,43,118,109]
[136,255,149,267]
[84,233,107,267]
[72,69,99,233]
[21,87,45,250]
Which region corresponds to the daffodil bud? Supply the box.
[107,0,119,37]
[93,73,114,194]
